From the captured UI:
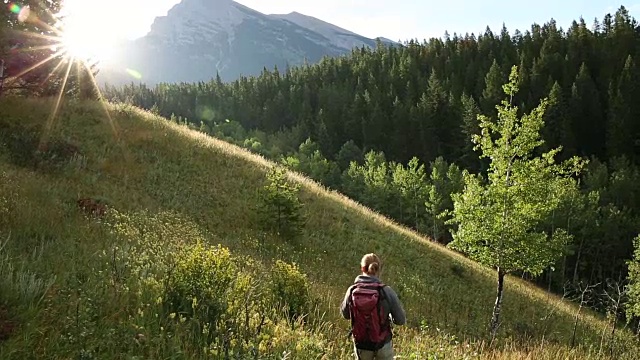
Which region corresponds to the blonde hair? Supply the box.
[361,253,381,275]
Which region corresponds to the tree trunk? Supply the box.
[560,254,567,289]
[433,220,437,242]
[490,267,505,342]
[414,199,419,230]
[573,236,585,283]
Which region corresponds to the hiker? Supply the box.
[340,253,406,360]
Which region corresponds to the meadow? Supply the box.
[0,97,638,359]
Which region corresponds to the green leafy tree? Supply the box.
[341,150,397,217]
[282,138,341,188]
[392,156,428,229]
[425,157,465,243]
[447,65,586,340]
[425,157,449,242]
[258,166,304,239]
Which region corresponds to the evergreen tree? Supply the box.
[336,140,364,171]
[570,63,605,158]
[390,96,411,162]
[422,70,455,162]
[482,59,506,114]
[258,166,304,239]
[460,93,482,170]
[607,56,639,161]
[542,81,574,158]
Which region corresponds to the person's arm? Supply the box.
[384,286,406,325]
[340,286,352,319]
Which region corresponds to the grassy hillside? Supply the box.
[0,97,637,359]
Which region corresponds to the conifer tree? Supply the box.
[336,140,364,171]
[460,93,482,170]
[542,81,574,158]
[482,59,505,114]
[570,63,604,158]
[258,166,304,239]
[607,56,639,161]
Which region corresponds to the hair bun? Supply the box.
[361,253,382,275]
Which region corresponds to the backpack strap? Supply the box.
[347,284,358,335]
[375,283,390,327]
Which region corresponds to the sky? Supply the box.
[82,0,640,42]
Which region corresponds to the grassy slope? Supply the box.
[0,97,636,359]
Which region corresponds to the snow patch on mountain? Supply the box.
[271,11,373,51]
[146,0,248,46]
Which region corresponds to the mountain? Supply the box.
[98,0,395,85]
[270,11,389,52]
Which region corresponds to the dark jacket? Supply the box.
[340,275,406,327]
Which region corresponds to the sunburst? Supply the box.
[2,1,122,151]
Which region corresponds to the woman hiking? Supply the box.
[340,253,406,359]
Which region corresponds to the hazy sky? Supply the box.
[109,0,639,41]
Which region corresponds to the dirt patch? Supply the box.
[0,306,17,341]
[77,197,109,218]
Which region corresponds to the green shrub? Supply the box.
[163,242,236,328]
[269,260,310,323]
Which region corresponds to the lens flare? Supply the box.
[9,3,32,23]
[126,68,142,79]
[9,3,20,14]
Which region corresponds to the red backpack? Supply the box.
[348,282,392,351]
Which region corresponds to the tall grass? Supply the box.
[0,97,638,359]
[0,236,56,307]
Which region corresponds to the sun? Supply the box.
[61,22,113,62]
[58,0,120,63]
